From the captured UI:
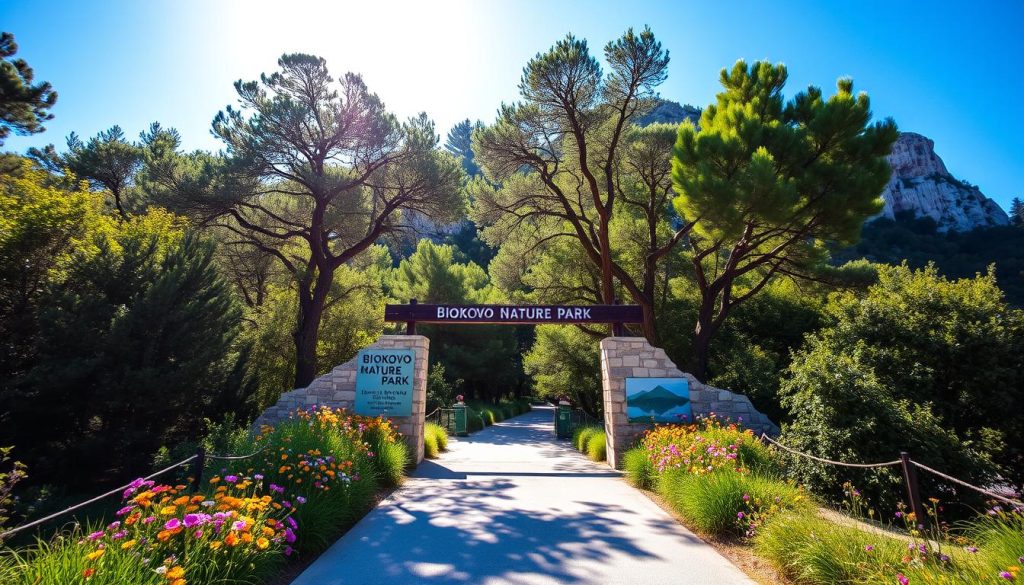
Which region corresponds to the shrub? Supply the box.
[623,447,654,490]
[466,407,485,432]
[586,431,606,462]
[424,423,448,458]
[424,431,439,459]
[659,469,808,536]
[573,426,600,452]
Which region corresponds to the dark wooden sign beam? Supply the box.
[385,300,642,336]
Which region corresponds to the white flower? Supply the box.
[155,566,168,575]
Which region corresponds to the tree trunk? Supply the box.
[691,293,719,381]
[639,299,658,345]
[292,268,334,388]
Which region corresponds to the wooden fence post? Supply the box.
[899,451,927,528]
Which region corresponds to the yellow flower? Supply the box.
[209,540,222,550]
[85,549,105,561]
[167,566,185,579]
[170,579,186,585]
[160,505,178,516]
[256,537,270,550]
[120,539,137,550]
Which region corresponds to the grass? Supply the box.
[585,430,607,462]
[572,425,601,452]
[754,511,905,584]
[424,422,448,459]
[623,446,654,490]
[658,469,809,536]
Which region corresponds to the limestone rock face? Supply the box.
[637,100,700,127]
[878,132,1009,231]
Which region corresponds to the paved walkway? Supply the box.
[291,406,755,585]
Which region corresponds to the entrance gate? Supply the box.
[253,302,778,467]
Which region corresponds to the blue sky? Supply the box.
[3,0,1022,208]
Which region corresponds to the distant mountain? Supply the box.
[642,100,1009,233]
[878,133,1008,232]
[629,384,689,410]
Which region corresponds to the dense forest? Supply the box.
[1,26,1022,524]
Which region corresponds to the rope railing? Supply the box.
[760,433,902,469]
[0,455,197,541]
[0,444,271,543]
[912,460,1024,508]
[760,432,1024,524]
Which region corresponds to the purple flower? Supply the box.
[107,521,120,531]
[116,506,134,516]
[999,572,1013,581]
[742,494,750,502]
[864,545,874,552]
[737,512,745,520]
[142,516,156,524]
[112,531,126,540]
[253,474,264,481]
[939,554,949,562]
[283,501,292,508]
[895,511,903,518]
[897,575,909,585]
[225,475,238,483]
[285,528,296,543]
[1019,556,1024,564]
[966,546,979,554]
[164,518,181,531]
[918,544,927,554]
[284,545,294,556]
[193,530,203,538]
[183,514,204,528]
[296,496,307,505]
[88,531,104,541]
[232,520,246,531]
[269,483,284,494]
[286,516,298,529]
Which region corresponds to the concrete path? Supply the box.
[291,406,755,585]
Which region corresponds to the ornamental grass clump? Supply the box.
[572,426,601,452]
[424,422,448,459]
[586,431,607,462]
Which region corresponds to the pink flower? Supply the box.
[87,531,104,541]
[897,574,909,585]
[164,518,181,531]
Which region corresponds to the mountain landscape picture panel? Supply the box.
[626,378,692,423]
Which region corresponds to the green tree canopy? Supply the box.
[779,263,1023,510]
[671,60,898,378]
[0,32,57,146]
[472,27,684,341]
[152,53,466,387]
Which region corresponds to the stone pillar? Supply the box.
[253,335,430,465]
[600,337,779,469]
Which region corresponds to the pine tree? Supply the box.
[0,32,57,145]
[444,119,482,176]
[12,226,254,486]
[1010,197,1024,227]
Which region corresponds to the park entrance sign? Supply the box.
[384,302,643,335]
[354,348,415,417]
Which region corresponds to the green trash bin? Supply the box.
[556,401,572,439]
[454,404,468,436]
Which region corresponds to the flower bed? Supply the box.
[0,406,408,584]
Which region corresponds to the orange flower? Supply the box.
[256,537,270,550]
[225,533,240,547]
[171,580,186,585]
[210,540,222,550]
[241,532,254,544]
[157,530,173,542]
[85,549,105,561]
[167,566,185,579]
[83,568,96,579]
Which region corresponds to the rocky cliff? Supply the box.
[879,132,1008,231]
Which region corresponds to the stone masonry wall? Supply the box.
[601,337,779,469]
[253,335,430,465]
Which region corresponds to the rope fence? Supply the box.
[760,433,902,469]
[0,443,269,543]
[760,432,1024,525]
